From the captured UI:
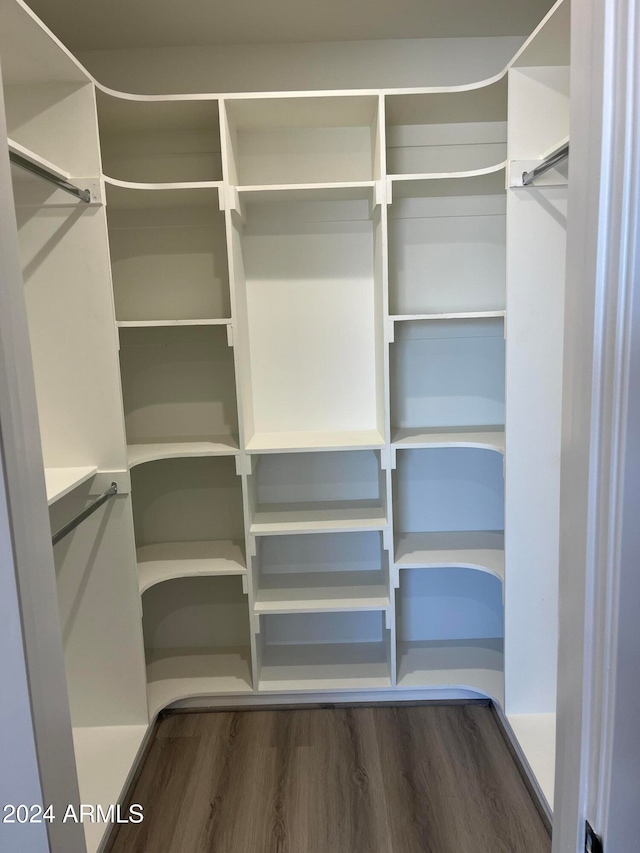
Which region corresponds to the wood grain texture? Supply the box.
[107,704,550,853]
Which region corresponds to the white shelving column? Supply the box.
[504,0,570,810]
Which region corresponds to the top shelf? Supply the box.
[45,466,97,506]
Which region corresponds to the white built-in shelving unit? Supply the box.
[0,0,570,845]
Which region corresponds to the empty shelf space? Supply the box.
[394,531,504,579]
[143,574,252,715]
[146,647,253,717]
[132,456,245,549]
[386,80,507,176]
[246,428,385,454]
[119,325,239,452]
[106,185,229,323]
[251,503,387,536]
[44,466,97,505]
[396,638,504,700]
[388,186,506,316]
[391,318,505,431]
[391,426,505,454]
[254,571,389,614]
[127,437,239,467]
[257,609,391,691]
[72,724,148,853]
[97,93,222,183]
[137,540,246,593]
[225,95,379,186]
[259,642,391,692]
[248,450,387,535]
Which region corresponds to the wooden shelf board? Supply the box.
[246,428,385,454]
[394,531,504,581]
[105,179,222,209]
[254,571,389,614]
[146,646,253,717]
[259,641,391,692]
[390,164,507,199]
[507,712,556,807]
[251,503,387,536]
[72,723,148,853]
[44,466,98,506]
[391,426,505,454]
[391,311,506,322]
[396,638,504,701]
[117,319,231,328]
[127,437,240,467]
[138,540,246,594]
[237,181,375,204]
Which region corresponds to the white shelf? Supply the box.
[507,712,557,807]
[72,724,148,853]
[44,466,98,506]
[138,540,246,594]
[251,503,387,536]
[8,138,70,182]
[254,571,389,614]
[117,319,231,328]
[396,638,504,701]
[127,437,240,467]
[146,646,253,717]
[391,311,506,323]
[259,641,391,692]
[237,181,376,204]
[105,179,222,209]
[394,531,504,581]
[389,164,507,199]
[391,426,505,454]
[246,429,385,454]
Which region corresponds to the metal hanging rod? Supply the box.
[52,482,118,546]
[9,150,91,203]
[522,142,569,187]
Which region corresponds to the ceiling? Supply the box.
[26,0,555,51]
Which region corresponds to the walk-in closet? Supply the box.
[0,0,572,849]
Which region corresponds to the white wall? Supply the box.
[78,37,525,95]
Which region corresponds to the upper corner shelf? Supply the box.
[236,181,377,205]
[104,179,222,208]
[385,79,507,176]
[389,163,507,200]
[96,92,222,184]
[44,466,98,506]
[391,426,505,455]
[224,94,380,187]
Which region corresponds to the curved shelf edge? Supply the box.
[127,440,241,468]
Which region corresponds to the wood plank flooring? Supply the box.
[108,703,550,853]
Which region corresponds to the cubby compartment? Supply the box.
[131,455,245,593]
[106,184,230,323]
[248,450,387,535]
[224,95,380,186]
[388,171,506,316]
[393,447,504,578]
[390,317,505,450]
[119,325,239,465]
[395,568,503,700]
[232,195,386,451]
[96,93,222,183]
[252,531,390,613]
[385,78,507,176]
[0,2,100,178]
[143,575,252,716]
[257,610,391,691]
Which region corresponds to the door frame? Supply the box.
[554,0,640,849]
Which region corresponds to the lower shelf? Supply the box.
[127,436,239,467]
[507,712,556,808]
[146,646,253,718]
[137,539,246,593]
[72,724,148,853]
[396,638,504,701]
[259,642,391,692]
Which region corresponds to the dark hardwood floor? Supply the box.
[108,703,550,853]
